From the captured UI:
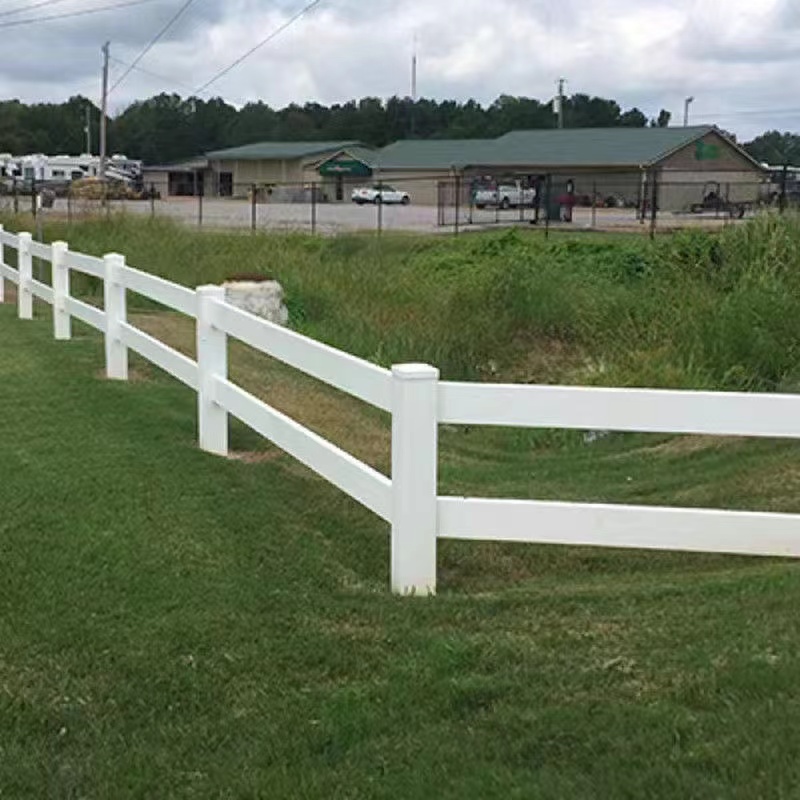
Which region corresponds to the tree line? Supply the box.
[0,91,797,166]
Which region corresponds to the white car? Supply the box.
[474,182,536,209]
[351,185,411,205]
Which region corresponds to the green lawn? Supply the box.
[4,300,800,798]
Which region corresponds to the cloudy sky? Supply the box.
[1,0,799,139]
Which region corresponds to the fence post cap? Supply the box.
[52,240,68,250]
[392,363,439,381]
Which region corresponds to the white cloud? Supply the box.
[0,0,798,138]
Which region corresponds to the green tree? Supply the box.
[744,131,800,166]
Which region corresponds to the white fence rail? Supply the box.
[2,222,800,596]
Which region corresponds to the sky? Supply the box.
[1,0,799,140]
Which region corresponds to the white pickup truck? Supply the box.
[474,181,536,209]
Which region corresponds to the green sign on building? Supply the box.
[319,158,372,177]
[695,141,721,161]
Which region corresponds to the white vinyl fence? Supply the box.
[2,223,800,595]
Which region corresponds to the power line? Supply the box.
[0,0,160,28]
[0,0,72,19]
[109,54,198,95]
[193,0,324,95]
[110,0,199,94]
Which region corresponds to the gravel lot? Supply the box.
[12,195,747,235]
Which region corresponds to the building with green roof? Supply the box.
[151,126,765,211]
[203,141,369,199]
[352,125,764,207]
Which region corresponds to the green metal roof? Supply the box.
[375,139,496,170]
[374,126,757,170]
[206,141,365,161]
[490,126,718,168]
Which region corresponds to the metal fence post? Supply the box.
[251,184,257,232]
[31,179,37,218]
[150,183,156,218]
[592,181,598,229]
[13,178,19,215]
[103,253,128,380]
[196,284,228,456]
[454,174,461,236]
[544,175,552,239]
[311,181,317,235]
[780,165,788,214]
[0,224,5,304]
[18,232,33,320]
[391,363,439,596]
[52,241,71,340]
[649,171,658,240]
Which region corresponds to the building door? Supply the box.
[219,172,233,197]
[336,175,344,201]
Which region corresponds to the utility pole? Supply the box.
[410,33,418,138]
[84,106,91,155]
[100,41,110,182]
[683,96,694,127]
[556,77,566,129]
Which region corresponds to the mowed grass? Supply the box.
[5,299,800,796]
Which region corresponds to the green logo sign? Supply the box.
[695,141,721,161]
[319,159,372,177]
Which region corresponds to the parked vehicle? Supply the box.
[689,181,748,218]
[474,181,536,209]
[351,185,411,205]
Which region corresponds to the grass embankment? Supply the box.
[6,211,800,390]
[4,300,800,798]
[3,214,800,795]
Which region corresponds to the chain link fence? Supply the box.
[1,171,787,237]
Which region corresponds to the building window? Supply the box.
[52,170,65,178]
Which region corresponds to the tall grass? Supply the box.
[5,210,800,390]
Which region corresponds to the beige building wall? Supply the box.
[375,170,450,205]
[141,170,170,198]
[659,170,766,210]
[660,132,759,172]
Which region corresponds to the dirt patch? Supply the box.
[1,284,18,304]
[227,450,284,465]
[612,435,742,460]
[93,367,151,384]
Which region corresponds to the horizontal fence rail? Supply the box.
[438,497,800,558]
[2,222,800,597]
[214,300,393,411]
[28,240,52,260]
[67,251,105,279]
[120,264,197,317]
[119,322,199,391]
[29,278,53,304]
[439,382,800,438]
[215,377,392,521]
[65,296,106,332]
[0,261,19,283]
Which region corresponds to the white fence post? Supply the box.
[52,241,70,341]
[18,232,33,320]
[103,253,128,380]
[196,285,228,456]
[0,224,5,304]
[391,363,439,596]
